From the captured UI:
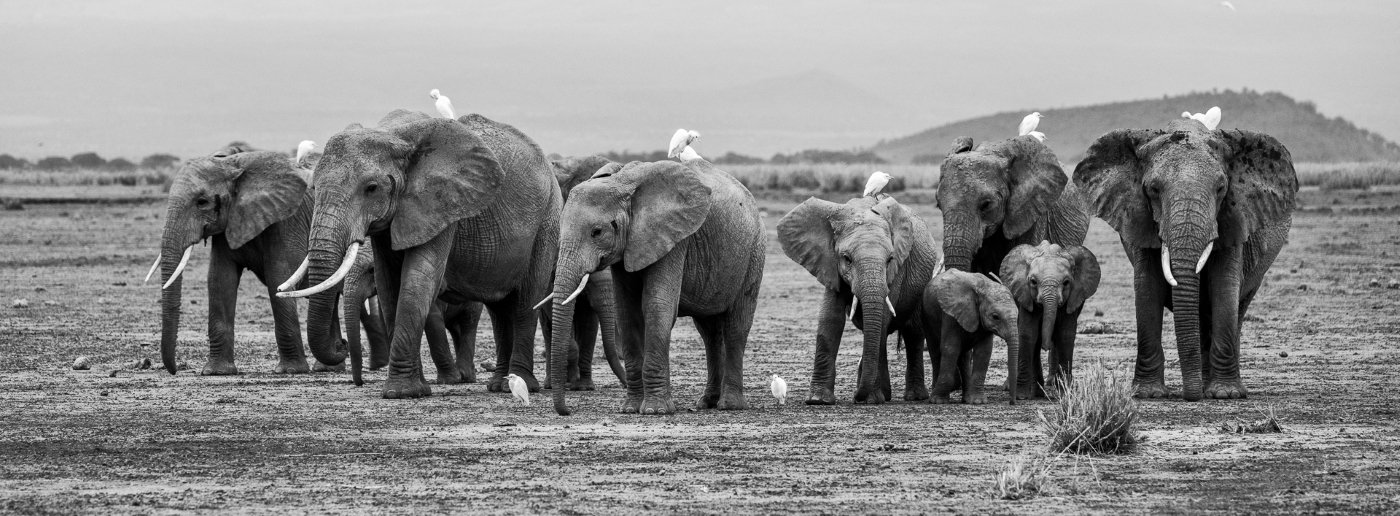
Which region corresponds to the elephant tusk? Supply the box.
[532,293,556,310]
[143,252,161,284]
[561,273,590,305]
[277,242,360,298]
[277,257,310,292]
[1196,241,1214,274]
[161,247,192,290]
[988,272,1004,284]
[1161,245,1178,287]
[848,299,858,320]
[885,297,897,318]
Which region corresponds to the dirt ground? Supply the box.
[2,187,1399,514]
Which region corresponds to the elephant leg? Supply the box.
[450,302,481,384]
[902,321,929,401]
[806,290,849,405]
[693,314,725,409]
[203,249,241,376]
[614,269,646,413]
[505,290,542,392]
[1050,309,1079,391]
[1013,310,1038,400]
[381,232,452,400]
[638,253,685,415]
[267,282,310,374]
[363,296,391,370]
[571,300,599,391]
[486,303,513,392]
[1206,245,1247,399]
[876,333,892,402]
[426,302,466,385]
[717,294,757,410]
[963,333,993,405]
[929,318,965,403]
[1127,244,1170,398]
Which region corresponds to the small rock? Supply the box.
[11,299,28,308]
[1297,284,1308,291]
[109,370,119,377]
[1079,321,1112,334]
[33,287,45,292]
[176,361,190,371]
[1389,280,1399,290]
[72,356,91,370]
[1371,279,1382,288]
[138,358,153,370]
[1094,309,1105,317]
[43,300,59,306]
[1279,351,1289,358]
[100,391,109,396]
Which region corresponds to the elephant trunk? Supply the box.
[342,254,369,386]
[550,249,589,415]
[1166,241,1208,402]
[941,213,981,272]
[302,217,349,366]
[1002,313,1020,406]
[589,272,626,386]
[1038,285,1060,354]
[855,258,889,404]
[157,206,190,375]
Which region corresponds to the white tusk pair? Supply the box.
[143,253,161,284]
[277,257,310,292]
[277,242,361,298]
[847,297,898,319]
[161,247,193,290]
[532,273,592,309]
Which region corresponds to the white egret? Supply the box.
[429,89,457,119]
[1221,1,1236,11]
[770,375,788,405]
[1184,106,1223,130]
[295,140,315,167]
[1018,112,1044,136]
[506,373,530,406]
[667,128,701,159]
[862,171,892,197]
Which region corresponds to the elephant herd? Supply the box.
[151,107,1299,416]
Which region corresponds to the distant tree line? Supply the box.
[0,152,181,171]
[601,148,886,165]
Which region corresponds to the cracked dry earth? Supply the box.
[1,189,1398,514]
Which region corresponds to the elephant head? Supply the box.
[285,109,505,366]
[1000,241,1100,353]
[154,145,309,373]
[928,269,1020,402]
[777,195,918,402]
[937,135,1067,271]
[1073,119,1297,400]
[552,155,615,201]
[548,160,712,415]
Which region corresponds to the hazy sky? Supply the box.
[2,0,1397,159]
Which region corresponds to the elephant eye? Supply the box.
[365,183,379,194]
[194,196,210,208]
[590,227,603,238]
[842,253,852,263]
[991,312,1001,320]
[978,199,992,212]
[1030,277,1037,286]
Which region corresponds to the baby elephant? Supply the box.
[1000,241,1100,399]
[922,269,1020,405]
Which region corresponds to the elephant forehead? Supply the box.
[1030,254,1071,274]
[323,129,404,160]
[567,180,629,208]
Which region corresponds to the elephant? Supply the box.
[538,155,628,390]
[1073,119,1297,401]
[920,269,1020,405]
[999,241,1100,399]
[935,135,1088,401]
[280,109,561,399]
[546,156,765,416]
[777,195,940,405]
[152,144,368,375]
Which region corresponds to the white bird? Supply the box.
[1027,131,1046,143]
[863,171,892,197]
[506,373,530,406]
[429,89,456,119]
[294,140,315,167]
[1018,112,1044,136]
[1221,1,1236,11]
[668,128,701,159]
[770,375,788,405]
[1183,106,1223,130]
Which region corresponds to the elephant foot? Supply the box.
[367,359,389,371]
[311,360,344,373]
[1015,384,1044,400]
[201,360,240,376]
[486,374,506,393]
[805,385,836,405]
[435,368,469,385]
[929,393,955,404]
[512,370,541,393]
[639,396,676,415]
[695,392,719,410]
[853,388,887,405]
[568,378,596,391]
[620,396,642,414]
[716,392,749,410]
[461,368,477,384]
[1205,379,1248,399]
[964,392,987,405]
[1133,379,1171,399]
[382,375,432,399]
[904,384,929,402]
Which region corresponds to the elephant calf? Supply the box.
[920,269,1020,405]
[1000,241,1100,399]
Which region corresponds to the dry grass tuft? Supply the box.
[1219,405,1284,434]
[1038,363,1140,455]
[994,452,1054,500]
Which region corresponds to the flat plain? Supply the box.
[1,185,1399,514]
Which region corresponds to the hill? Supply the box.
[869,90,1400,164]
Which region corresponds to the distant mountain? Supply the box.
[869,90,1400,164]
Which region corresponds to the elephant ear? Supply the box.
[224,151,309,249]
[619,161,712,272]
[777,198,843,290]
[1074,129,1163,247]
[552,155,614,201]
[1215,129,1299,246]
[931,270,981,332]
[999,243,1041,310]
[378,109,433,129]
[1063,244,1100,312]
[387,118,504,250]
[870,197,916,263]
[989,136,1068,237]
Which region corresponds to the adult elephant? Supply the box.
[777,195,939,405]
[1074,119,1297,401]
[546,156,765,416]
[935,135,1088,401]
[281,109,560,399]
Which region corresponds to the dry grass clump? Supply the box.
[1038,363,1140,455]
[1294,161,1400,191]
[994,452,1054,500]
[1219,405,1284,434]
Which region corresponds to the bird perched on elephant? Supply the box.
[777,195,940,405]
[1074,119,1297,401]
[151,144,382,375]
[280,109,561,400]
[936,135,1088,399]
[545,152,765,416]
[920,269,1020,405]
[999,241,1100,399]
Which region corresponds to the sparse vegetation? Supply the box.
[1219,406,1284,434]
[723,164,938,194]
[1038,363,1140,455]
[1296,161,1400,191]
[994,452,1054,500]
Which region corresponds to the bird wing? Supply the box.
[1018,115,1036,136]
[668,129,690,158]
[862,173,888,197]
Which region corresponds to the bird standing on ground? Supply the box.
[770,375,788,405]
[294,140,315,167]
[429,89,456,119]
[668,128,701,159]
[506,373,530,406]
[863,171,892,197]
[1018,112,1044,137]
